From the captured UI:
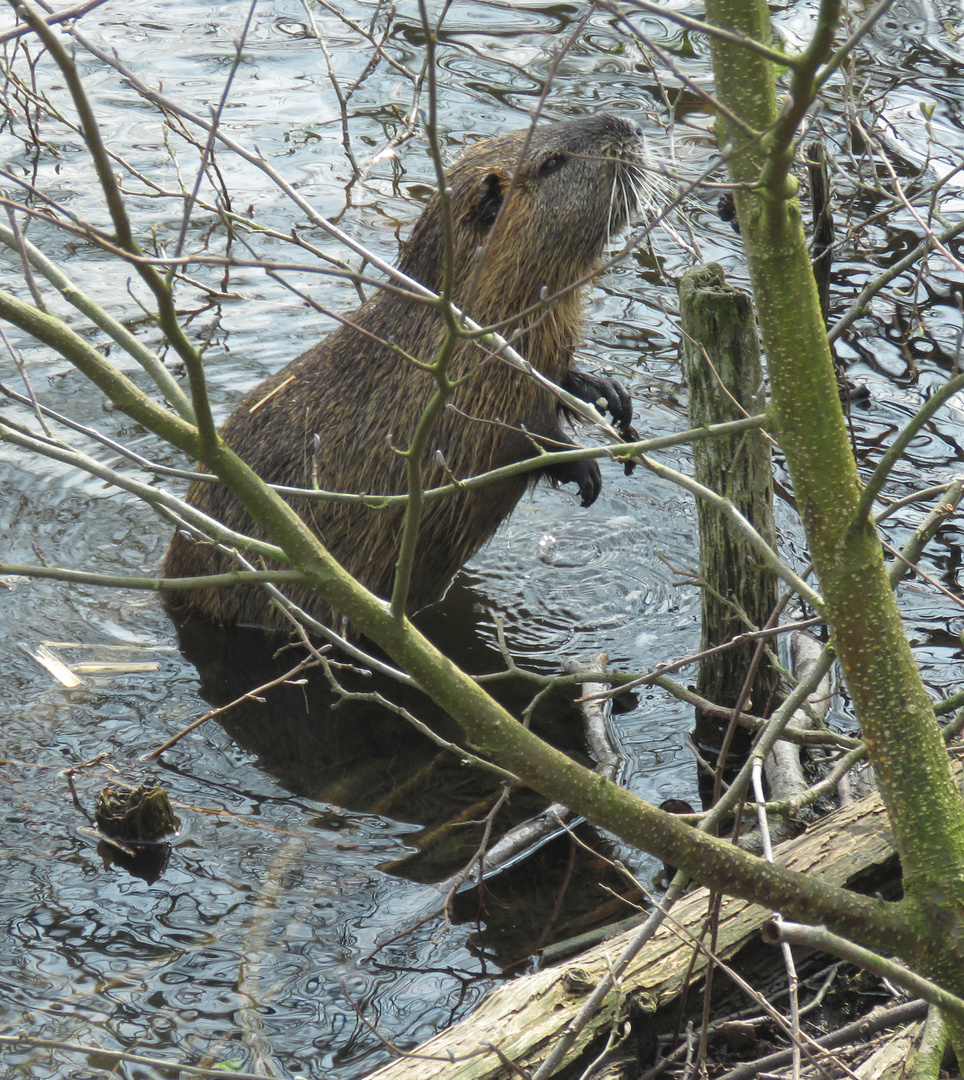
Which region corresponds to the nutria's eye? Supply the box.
[475,172,504,229]
[539,152,567,176]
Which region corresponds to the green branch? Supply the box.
[0,288,201,455]
[0,414,286,563]
[15,0,218,451]
[0,221,194,421]
[0,562,308,592]
[767,921,964,1022]
[856,377,964,522]
[639,452,823,607]
[760,0,841,196]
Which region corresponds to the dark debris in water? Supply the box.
[94,781,179,843]
[88,782,180,883]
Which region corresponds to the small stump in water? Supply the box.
[96,782,178,841]
[95,782,179,883]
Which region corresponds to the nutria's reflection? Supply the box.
[171,590,641,959]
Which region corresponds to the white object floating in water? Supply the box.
[22,643,83,688]
[21,641,167,686]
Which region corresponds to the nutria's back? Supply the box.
[164,114,646,632]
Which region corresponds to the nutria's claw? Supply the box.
[562,370,634,435]
[544,456,602,508]
[578,463,602,506]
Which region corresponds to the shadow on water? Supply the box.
[169,577,647,965]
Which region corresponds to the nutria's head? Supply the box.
[399,114,647,321]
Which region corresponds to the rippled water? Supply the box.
[2,0,964,1076]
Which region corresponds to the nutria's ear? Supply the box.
[474,171,504,229]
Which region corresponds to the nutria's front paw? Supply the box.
[563,370,634,436]
[544,457,602,507]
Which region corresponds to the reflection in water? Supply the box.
[171,613,647,964]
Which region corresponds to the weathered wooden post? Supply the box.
[808,139,834,327]
[679,263,781,780]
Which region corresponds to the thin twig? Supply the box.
[142,655,321,759]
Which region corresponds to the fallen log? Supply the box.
[364,785,896,1080]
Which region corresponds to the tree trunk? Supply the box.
[705,0,964,995]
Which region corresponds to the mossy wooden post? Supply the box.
[808,139,833,327]
[680,263,780,760]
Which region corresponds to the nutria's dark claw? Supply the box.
[544,456,602,507]
[562,370,634,436]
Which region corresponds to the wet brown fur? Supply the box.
[163,114,644,630]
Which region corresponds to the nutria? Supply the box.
[164,114,645,631]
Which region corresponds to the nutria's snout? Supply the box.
[164,114,650,633]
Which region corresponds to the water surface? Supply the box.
[2,0,964,1076]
